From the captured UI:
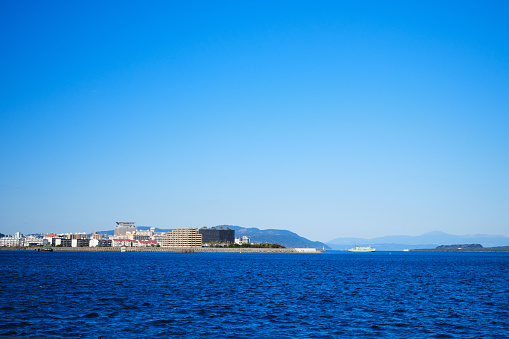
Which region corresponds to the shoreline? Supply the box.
[411,249,509,253]
[0,246,322,253]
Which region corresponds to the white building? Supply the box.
[135,227,155,237]
[24,235,44,246]
[89,239,112,247]
[0,236,24,247]
[151,234,166,244]
[112,239,134,247]
[44,236,56,245]
[294,248,319,253]
[72,239,90,247]
[111,239,158,247]
[235,236,250,245]
[127,233,150,241]
[135,240,158,247]
[54,238,72,247]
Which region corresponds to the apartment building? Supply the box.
[161,228,202,248]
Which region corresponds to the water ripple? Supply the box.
[0,251,508,338]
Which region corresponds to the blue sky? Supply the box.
[1,1,508,241]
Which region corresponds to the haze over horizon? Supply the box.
[5,223,509,245]
[1,1,508,242]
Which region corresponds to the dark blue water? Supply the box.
[0,251,508,338]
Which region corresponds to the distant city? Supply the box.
[2,223,509,252]
[0,222,251,249]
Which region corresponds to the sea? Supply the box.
[0,250,508,338]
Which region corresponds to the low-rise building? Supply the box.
[0,236,24,247]
[151,234,166,244]
[111,239,159,247]
[127,233,150,241]
[112,239,133,247]
[44,236,57,246]
[89,239,112,247]
[91,231,105,240]
[24,235,44,246]
[235,236,250,245]
[294,248,319,253]
[135,227,155,237]
[135,240,158,247]
[72,239,90,247]
[54,238,72,247]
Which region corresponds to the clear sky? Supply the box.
[1,1,508,242]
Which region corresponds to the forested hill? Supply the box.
[226,226,330,249]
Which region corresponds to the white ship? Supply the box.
[348,246,376,252]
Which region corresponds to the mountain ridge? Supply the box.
[225,225,330,249]
[327,231,509,251]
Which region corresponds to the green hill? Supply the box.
[225,226,330,249]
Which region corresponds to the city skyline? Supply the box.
[1,1,508,242]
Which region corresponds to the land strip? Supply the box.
[0,246,321,253]
[412,244,509,252]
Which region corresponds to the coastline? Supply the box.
[411,248,509,253]
[411,244,509,252]
[0,246,322,253]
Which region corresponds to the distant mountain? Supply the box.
[97,230,114,236]
[99,225,330,249]
[327,231,509,251]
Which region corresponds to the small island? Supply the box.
[413,244,509,252]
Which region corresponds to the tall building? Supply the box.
[114,222,136,236]
[199,226,235,244]
[161,228,202,248]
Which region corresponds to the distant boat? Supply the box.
[403,249,410,252]
[348,246,376,252]
[41,244,53,252]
